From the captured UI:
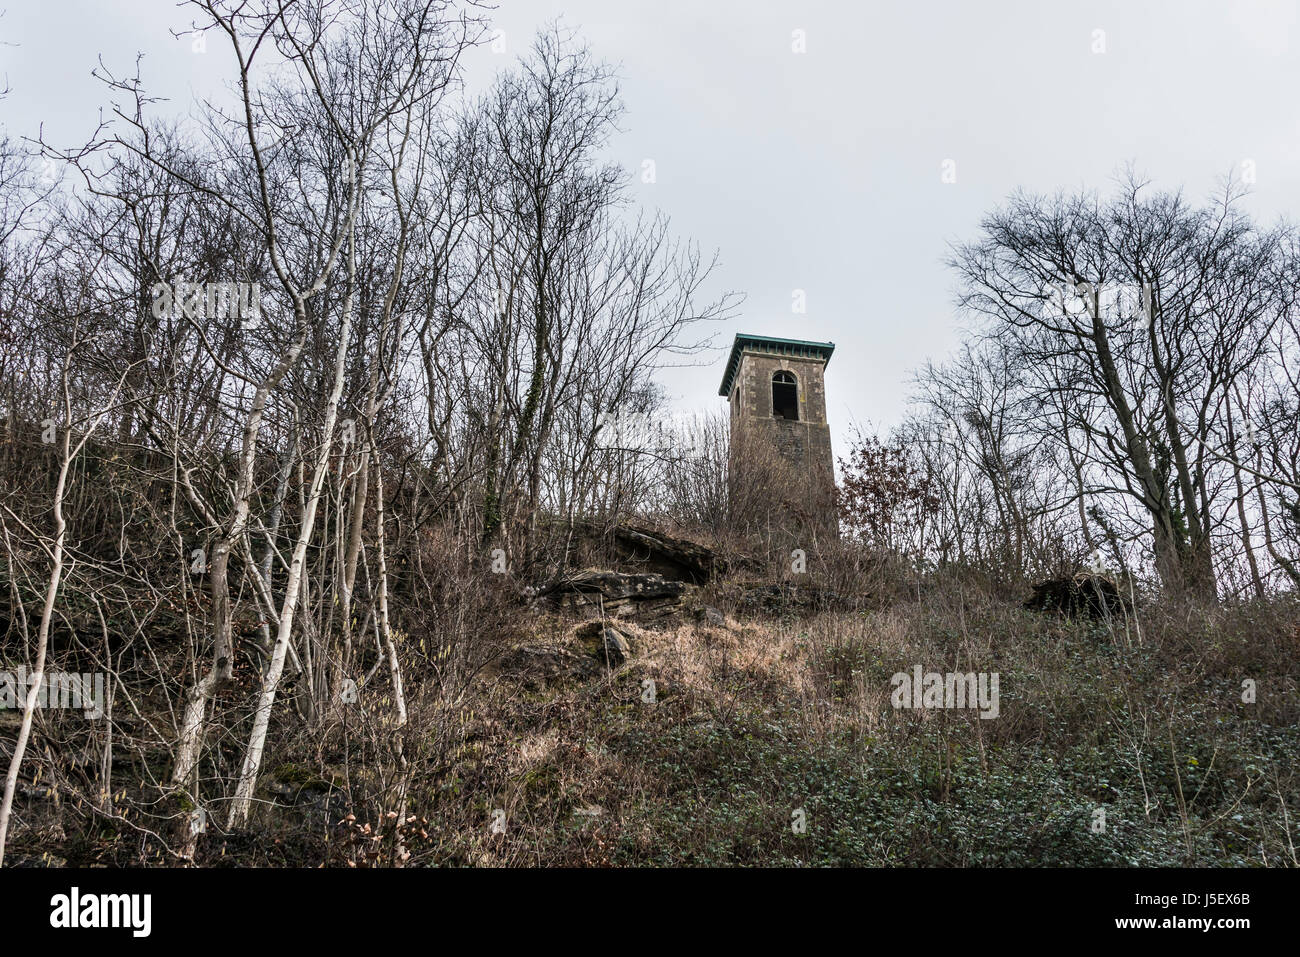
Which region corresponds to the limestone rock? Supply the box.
[606,523,718,584]
[536,569,686,622]
[573,620,634,667]
[568,521,722,584]
[699,605,726,627]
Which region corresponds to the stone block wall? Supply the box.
[728,348,836,537]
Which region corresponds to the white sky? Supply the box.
[3,0,1298,456]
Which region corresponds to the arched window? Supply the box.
[772,371,798,421]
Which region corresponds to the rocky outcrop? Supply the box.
[496,619,638,687]
[571,620,634,666]
[698,605,725,627]
[535,569,686,622]
[604,523,718,584]
[569,521,721,584]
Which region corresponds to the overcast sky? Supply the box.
[3,0,1298,455]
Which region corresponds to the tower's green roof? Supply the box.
[718,334,835,397]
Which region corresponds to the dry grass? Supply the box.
[6,571,1298,867]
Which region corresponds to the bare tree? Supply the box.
[947,171,1294,599]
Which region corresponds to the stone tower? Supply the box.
[719,334,836,537]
